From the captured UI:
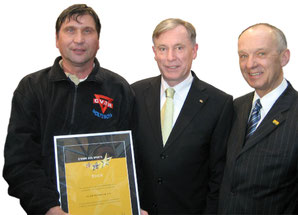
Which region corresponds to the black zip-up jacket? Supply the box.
[3,56,135,214]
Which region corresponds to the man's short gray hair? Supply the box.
[152,18,196,45]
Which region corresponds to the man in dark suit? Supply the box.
[219,23,298,214]
[132,18,233,215]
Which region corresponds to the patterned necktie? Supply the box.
[161,88,175,145]
[246,99,262,140]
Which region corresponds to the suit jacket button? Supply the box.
[231,191,237,196]
[157,177,163,184]
[160,154,167,159]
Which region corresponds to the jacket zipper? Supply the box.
[69,84,78,134]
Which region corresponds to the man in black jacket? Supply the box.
[3,4,134,215]
[132,18,233,215]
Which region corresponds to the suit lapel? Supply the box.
[232,94,253,156]
[239,84,295,154]
[143,76,164,147]
[164,74,208,149]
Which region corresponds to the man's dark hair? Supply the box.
[56,4,101,38]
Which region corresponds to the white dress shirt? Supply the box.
[160,72,193,128]
[250,78,288,128]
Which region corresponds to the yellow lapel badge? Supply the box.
[272,119,280,126]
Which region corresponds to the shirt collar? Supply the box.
[161,72,193,98]
[252,78,288,114]
[59,59,94,81]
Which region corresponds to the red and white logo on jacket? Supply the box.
[93,94,114,113]
[92,94,114,119]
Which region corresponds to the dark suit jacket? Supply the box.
[219,82,298,214]
[131,72,233,214]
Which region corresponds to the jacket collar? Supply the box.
[164,71,208,149]
[49,56,104,84]
[237,82,297,157]
[143,75,163,148]
[143,71,209,150]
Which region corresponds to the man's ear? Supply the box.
[281,49,290,67]
[152,46,157,61]
[55,33,59,48]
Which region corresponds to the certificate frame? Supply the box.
[54,130,140,215]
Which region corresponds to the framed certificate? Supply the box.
[54,130,140,215]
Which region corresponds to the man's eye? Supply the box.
[159,47,166,52]
[67,28,74,32]
[84,28,92,33]
[239,54,247,59]
[258,52,265,56]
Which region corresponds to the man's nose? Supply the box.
[246,55,257,69]
[74,32,84,44]
[167,49,177,61]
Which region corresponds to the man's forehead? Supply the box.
[63,14,93,25]
[240,25,275,40]
[154,33,192,46]
[239,27,277,46]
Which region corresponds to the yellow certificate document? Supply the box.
[54,131,140,215]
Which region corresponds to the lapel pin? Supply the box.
[199,99,204,104]
[272,119,279,126]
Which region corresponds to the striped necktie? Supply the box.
[246,99,262,140]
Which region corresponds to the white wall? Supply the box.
[1,0,297,213]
